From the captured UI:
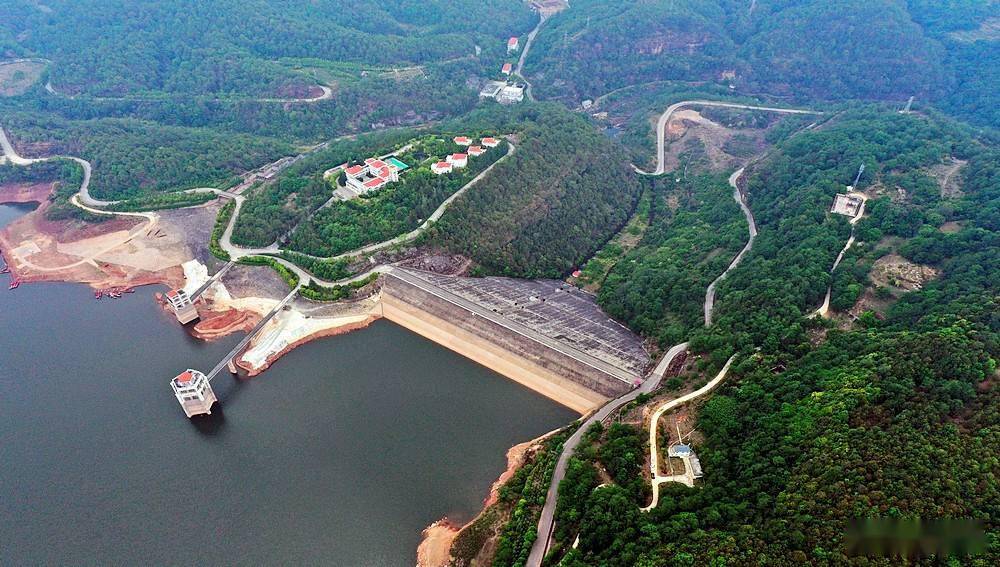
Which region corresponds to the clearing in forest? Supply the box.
[0,60,46,96]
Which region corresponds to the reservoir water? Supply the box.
[0,203,576,565]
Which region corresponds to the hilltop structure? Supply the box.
[344,157,407,194]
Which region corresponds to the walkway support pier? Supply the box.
[170,285,299,417]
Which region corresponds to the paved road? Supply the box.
[635,101,822,176]
[526,341,689,566]
[0,126,112,208]
[514,14,548,102]
[641,354,735,511]
[43,66,333,104]
[813,194,868,317]
[703,167,758,326]
[289,143,515,263]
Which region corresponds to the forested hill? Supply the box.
[431,105,643,278]
[1,0,534,96]
[524,0,1000,127]
[532,109,1000,567]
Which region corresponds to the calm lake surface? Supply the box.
[0,203,576,565]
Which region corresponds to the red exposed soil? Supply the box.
[0,182,54,204]
[190,308,260,341]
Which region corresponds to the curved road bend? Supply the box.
[218,143,516,289]
[285,142,516,263]
[642,354,736,511]
[634,101,822,176]
[703,167,758,326]
[0,126,111,208]
[526,341,689,567]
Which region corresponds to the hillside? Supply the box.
[524,0,1000,127]
[431,105,643,278]
[513,108,1000,566]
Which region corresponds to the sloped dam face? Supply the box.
[380,269,650,414]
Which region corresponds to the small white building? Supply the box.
[171,370,218,418]
[431,161,453,175]
[447,153,469,168]
[468,145,486,157]
[507,37,519,53]
[165,289,198,324]
[831,193,864,217]
[453,136,472,146]
[498,84,524,105]
[343,158,401,195]
[479,80,506,99]
[481,137,501,148]
[501,63,513,76]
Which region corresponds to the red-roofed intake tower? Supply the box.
[165,289,199,324]
[170,370,217,418]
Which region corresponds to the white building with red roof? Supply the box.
[343,156,402,194]
[431,161,453,175]
[468,145,486,157]
[481,137,500,148]
[501,63,513,75]
[170,369,218,418]
[165,288,199,324]
[447,153,469,168]
[508,37,519,53]
[453,136,472,146]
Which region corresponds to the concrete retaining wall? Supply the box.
[381,275,631,413]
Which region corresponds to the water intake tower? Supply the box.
[170,370,217,418]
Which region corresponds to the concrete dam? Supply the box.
[381,268,650,413]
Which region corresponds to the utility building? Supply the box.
[165,289,199,324]
[508,37,520,53]
[170,370,217,418]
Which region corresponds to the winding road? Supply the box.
[813,194,868,318]
[513,13,549,102]
[704,167,757,326]
[641,354,735,511]
[527,100,823,566]
[634,100,821,176]
[526,341,690,567]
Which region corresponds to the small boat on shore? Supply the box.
[95,290,103,299]
[9,279,21,290]
[0,265,9,274]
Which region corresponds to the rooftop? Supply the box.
[176,370,194,383]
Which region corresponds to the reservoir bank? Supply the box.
[0,203,576,565]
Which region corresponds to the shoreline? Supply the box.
[416,427,563,566]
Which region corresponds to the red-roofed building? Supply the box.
[447,153,469,168]
[453,136,472,146]
[501,63,513,75]
[481,137,500,148]
[431,161,453,175]
[364,178,386,190]
[171,369,217,418]
[508,37,519,53]
[345,164,366,177]
[468,145,486,157]
[165,288,198,324]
